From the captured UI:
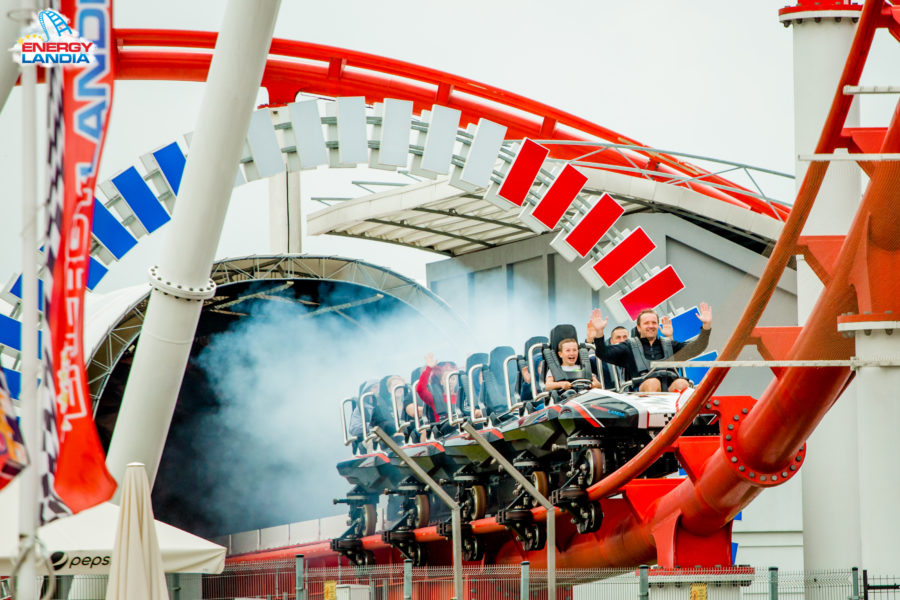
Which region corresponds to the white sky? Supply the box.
[1,0,897,292]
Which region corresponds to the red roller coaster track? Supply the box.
[94,0,900,572]
[106,27,789,220]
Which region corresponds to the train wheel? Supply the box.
[524,523,546,551]
[414,494,430,529]
[463,536,484,562]
[576,502,602,534]
[584,447,605,485]
[531,470,549,498]
[413,543,428,567]
[362,503,377,537]
[470,485,487,520]
[588,502,603,532]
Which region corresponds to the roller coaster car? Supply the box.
[332,325,715,561]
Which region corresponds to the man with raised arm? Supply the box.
[587,304,713,392]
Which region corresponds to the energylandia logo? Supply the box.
[9,9,95,66]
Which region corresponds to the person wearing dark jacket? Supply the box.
[588,303,712,392]
[601,326,629,388]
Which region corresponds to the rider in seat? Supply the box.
[589,304,712,392]
[543,324,601,400]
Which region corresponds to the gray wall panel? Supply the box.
[425,212,797,384]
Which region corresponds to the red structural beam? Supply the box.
[108,28,788,220]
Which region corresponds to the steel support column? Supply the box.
[15,54,38,600]
[779,2,863,574]
[838,319,900,575]
[462,421,557,598]
[269,166,303,254]
[106,0,281,488]
[372,427,462,600]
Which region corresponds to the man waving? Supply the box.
[588,304,712,392]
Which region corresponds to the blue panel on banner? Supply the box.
[87,256,108,290]
[671,307,702,342]
[2,367,20,399]
[735,511,742,521]
[112,167,170,233]
[10,276,44,311]
[0,313,20,350]
[153,141,186,194]
[731,542,738,563]
[685,350,718,385]
[92,198,137,259]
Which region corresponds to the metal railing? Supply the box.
[196,562,869,600]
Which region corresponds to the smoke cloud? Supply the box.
[155,282,462,536]
[154,270,606,538]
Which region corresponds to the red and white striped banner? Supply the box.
[40,0,116,522]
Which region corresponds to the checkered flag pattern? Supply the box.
[43,47,64,292]
[38,49,73,525]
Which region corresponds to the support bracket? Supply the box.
[796,235,845,286]
[148,265,216,302]
[705,396,805,487]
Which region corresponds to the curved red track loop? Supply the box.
[111,28,788,220]
[582,0,882,504]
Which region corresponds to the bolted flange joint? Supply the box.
[148,265,216,302]
[706,396,805,487]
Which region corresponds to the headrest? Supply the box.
[379,374,405,399]
[550,324,578,353]
[483,346,516,412]
[410,366,424,385]
[465,352,489,371]
[489,346,515,370]
[358,379,379,397]
[523,335,548,357]
[488,346,516,388]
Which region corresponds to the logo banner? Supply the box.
[39,0,116,521]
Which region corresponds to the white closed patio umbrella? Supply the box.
[105,463,169,600]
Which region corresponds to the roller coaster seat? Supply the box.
[456,352,488,423]
[517,335,548,403]
[348,379,380,438]
[415,361,461,438]
[482,345,519,422]
[618,333,692,392]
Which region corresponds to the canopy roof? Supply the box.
[0,481,225,575]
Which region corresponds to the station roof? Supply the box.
[307,167,786,257]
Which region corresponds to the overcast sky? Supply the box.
[1,0,897,292]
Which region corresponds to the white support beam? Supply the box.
[106,0,281,490]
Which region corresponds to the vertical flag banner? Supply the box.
[37,0,116,522]
[0,370,27,492]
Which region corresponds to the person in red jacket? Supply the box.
[415,352,458,422]
[415,353,484,422]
